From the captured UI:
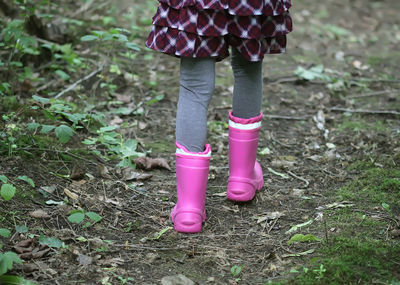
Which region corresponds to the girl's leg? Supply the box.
[173,57,215,233]
[176,57,216,153]
[227,48,264,201]
[231,47,263,118]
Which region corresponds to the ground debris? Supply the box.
[29,209,50,219]
[14,238,51,260]
[161,274,194,285]
[133,157,171,171]
[121,167,153,181]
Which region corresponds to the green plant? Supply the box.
[0,179,16,202]
[68,209,102,228]
[0,175,34,201]
[381,202,394,218]
[313,264,326,280]
[231,265,243,281]
[0,251,22,275]
[82,126,144,167]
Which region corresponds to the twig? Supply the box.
[288,171,310,188]
[347,89,398,99]
[329,107,400,116]
[20,147,98,165]
[36,79,56,92]
[265,76,298,85]
[112,244,188,251]
[264,114,309,120]
[267,218,279,234]
[54,66,104,99]
[69,0,95,17]
[353,77,400,84]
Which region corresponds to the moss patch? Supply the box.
[337,168,400,207]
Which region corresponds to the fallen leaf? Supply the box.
[70,165,86,180]
[256,212,284,224]
[139,122,148,130]
[288,233,322,244]
[133,157,171,171]
[14,238,51,260]
[29,209,50,219]
[161,274,194,285]
[282,248,315,258]
[64,188,79,201]
[285,220,313,234]
[39,185,56,194]
[78,254,93,266]
[316,201,355,211]
[292,188,305,197]
[98,257,125,266]
[121,167,153,181]
[271,159,295,170]
[31,248,51,259]
[268,168,289,179]
[307,155,323,162]
[97,164,112,179]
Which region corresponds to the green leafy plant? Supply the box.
[288,234,322,245]
[231,265,243,279]
[0,252,22,275]
[83,126,144,167]
[0,176,16,201]
[39,236,67,249]
[382,202,394,218]
[68,209,102,228]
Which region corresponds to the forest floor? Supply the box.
[1,0,400,284]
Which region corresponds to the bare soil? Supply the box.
[1,0,400,284]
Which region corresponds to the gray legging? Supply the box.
[176,47,263,153]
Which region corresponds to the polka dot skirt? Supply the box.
[146,0,293,61]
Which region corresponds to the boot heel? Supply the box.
[227,178,256,201]
[172,209,204,233]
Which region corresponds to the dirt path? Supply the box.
[1,0,399,284]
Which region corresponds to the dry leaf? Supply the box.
[271,159,295,169]
[78,254,93,266]
[139,122,148,130]
[14,238,51,260]
[64,188,79,201]
[39,185,56,194]
[97,164,112,179]
[213,192,226,197]
[98,257,125,266]
[29,209,50,219]
[256,212,284,224]
[16,239,34,248]
[31,248,51,259]
[70,165,86,180]
[121,167,153,181]
[133,157,171,171]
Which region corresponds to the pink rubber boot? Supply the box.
[171,142,211,233]
[227,111,264,201]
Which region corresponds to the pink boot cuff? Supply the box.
[176,142,211,158]
[229,111,263,125]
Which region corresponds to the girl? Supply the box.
[146,0,292,233]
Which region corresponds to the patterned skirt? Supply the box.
[145,0,293,61]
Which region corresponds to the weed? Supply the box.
[68,209,102,228]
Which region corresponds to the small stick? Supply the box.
[54,66,103,99]
[348,89,398,99]
[288,171,310,188]
[265,114,309,120]
[329,107,400,116]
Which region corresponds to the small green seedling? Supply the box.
[68,210,102,228]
